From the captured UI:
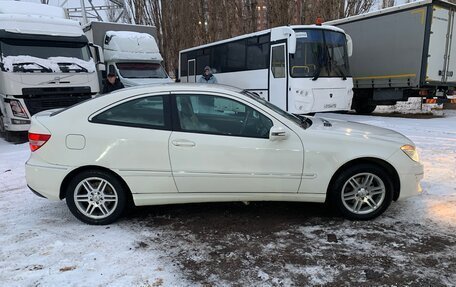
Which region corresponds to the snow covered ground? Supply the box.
[0,110,455,286]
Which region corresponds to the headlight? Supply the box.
[401,144,419,162]
[9,100,29,118]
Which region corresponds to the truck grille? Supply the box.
[23,95,91,116]
[21,87,93,116]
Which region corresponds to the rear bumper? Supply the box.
[25,161,69,201]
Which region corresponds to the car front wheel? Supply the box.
[66,170,126,225]
[330,164,393,220]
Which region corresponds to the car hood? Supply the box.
[308,116,413,145]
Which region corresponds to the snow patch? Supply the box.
[2,55,96,73]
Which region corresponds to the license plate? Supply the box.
[324,104,337,109]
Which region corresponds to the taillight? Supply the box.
[28,133,51,152]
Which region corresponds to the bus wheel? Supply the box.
[353,101,377,115]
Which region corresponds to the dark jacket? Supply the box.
[102,78,125,94]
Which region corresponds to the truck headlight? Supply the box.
[401,144,419,162]
[10,100,29,119]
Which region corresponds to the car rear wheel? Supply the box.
[66,170,126,225]
[330,164,393,220]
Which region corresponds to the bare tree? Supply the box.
[381,0,395,8]
[345,0,375,17]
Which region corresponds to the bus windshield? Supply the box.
[290,29,350,79]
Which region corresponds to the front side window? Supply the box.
[290,29,350,78]
[175,94,273,138]
[92,96,168,129]
[116,63,168,79]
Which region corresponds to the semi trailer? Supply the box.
[327,0,456,113]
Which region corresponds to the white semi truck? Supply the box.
[0,1,100,141]
[83,21,172,88]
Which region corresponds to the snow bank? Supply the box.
[2,55,96,73]
[375,97,444,115]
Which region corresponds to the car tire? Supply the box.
[329,164,393,220]
[66,170,127,225]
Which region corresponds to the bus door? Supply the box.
[187,59,196,82]
[269,43,288,110]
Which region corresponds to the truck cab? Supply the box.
[83,22,172,90]
[103,31,171,87]
[0,1,99,141]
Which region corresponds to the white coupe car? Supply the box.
[26,84,423,225]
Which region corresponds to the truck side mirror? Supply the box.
[346,34,353,57]
[89,43,105,70]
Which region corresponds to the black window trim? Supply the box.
[89,93,172,131]
[180,33,271,77]
[170,92,274,139]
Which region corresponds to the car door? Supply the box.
[168,92,303,193]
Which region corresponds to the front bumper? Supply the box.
[389,149,424,200]
[397,166,424,200]
[25,161,69,201]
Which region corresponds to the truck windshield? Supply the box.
[116,63,168,79]
[289,29,350,79]
[0,39,91,61]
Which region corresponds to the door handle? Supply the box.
[271,131,286,137]
[172,139,196,147]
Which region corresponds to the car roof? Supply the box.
[109,83,244,96]
[55,83,248,117]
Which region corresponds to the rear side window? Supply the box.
[92,96,170,129]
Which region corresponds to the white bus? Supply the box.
[179,25,354,114]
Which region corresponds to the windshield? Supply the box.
[0,39,91,61]
[116,63,168,79]
[242,90,310,128]
[289,29,350,79]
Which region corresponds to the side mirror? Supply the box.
[269,126,288,141]
[89,43,105,67]
[346,34,353,57]
[97,63,106,72]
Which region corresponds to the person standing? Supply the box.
[198,66,218,84]
[102,67,125,94]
